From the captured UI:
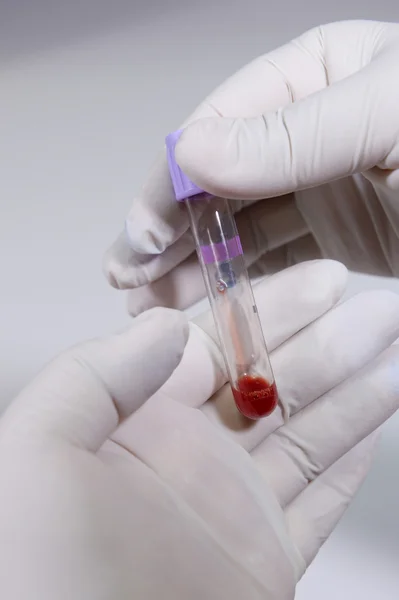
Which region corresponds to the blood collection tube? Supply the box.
[165,130,278,420]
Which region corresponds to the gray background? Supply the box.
[1,1,399,597]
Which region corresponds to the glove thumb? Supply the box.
[175,59,398,200]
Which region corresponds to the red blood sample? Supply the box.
[232,375,278,420]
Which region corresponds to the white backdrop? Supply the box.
[1,1,399,597]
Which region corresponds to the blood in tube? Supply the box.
[232,375,278,420]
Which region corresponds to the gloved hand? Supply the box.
[104,19,399,316]
[1,260,399,600]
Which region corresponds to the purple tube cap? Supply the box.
[165,129,205,201]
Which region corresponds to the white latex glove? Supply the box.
[104,19,399,316]
[1,260,399,599]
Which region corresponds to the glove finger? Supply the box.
[0,308,188,451]
[203,290,399,452]
[157,260,347,411]
[125,194,309,314]
[126,252,202,315]
[252,344,399,507]
[285,432,380,570]
[104,229,194,290]
[176,25,397,200]
[104,23,329,289]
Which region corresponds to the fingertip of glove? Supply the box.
[102,246,127,290]
[175,117,237,195]
[102,230,152,290]
[133,306,190,347]
[276,259,348,310]
[316,259,348,301]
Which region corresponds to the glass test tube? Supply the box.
[166,131,278,420]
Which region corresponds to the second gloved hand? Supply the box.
[104,19,399,316]
[2,261,399,599]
